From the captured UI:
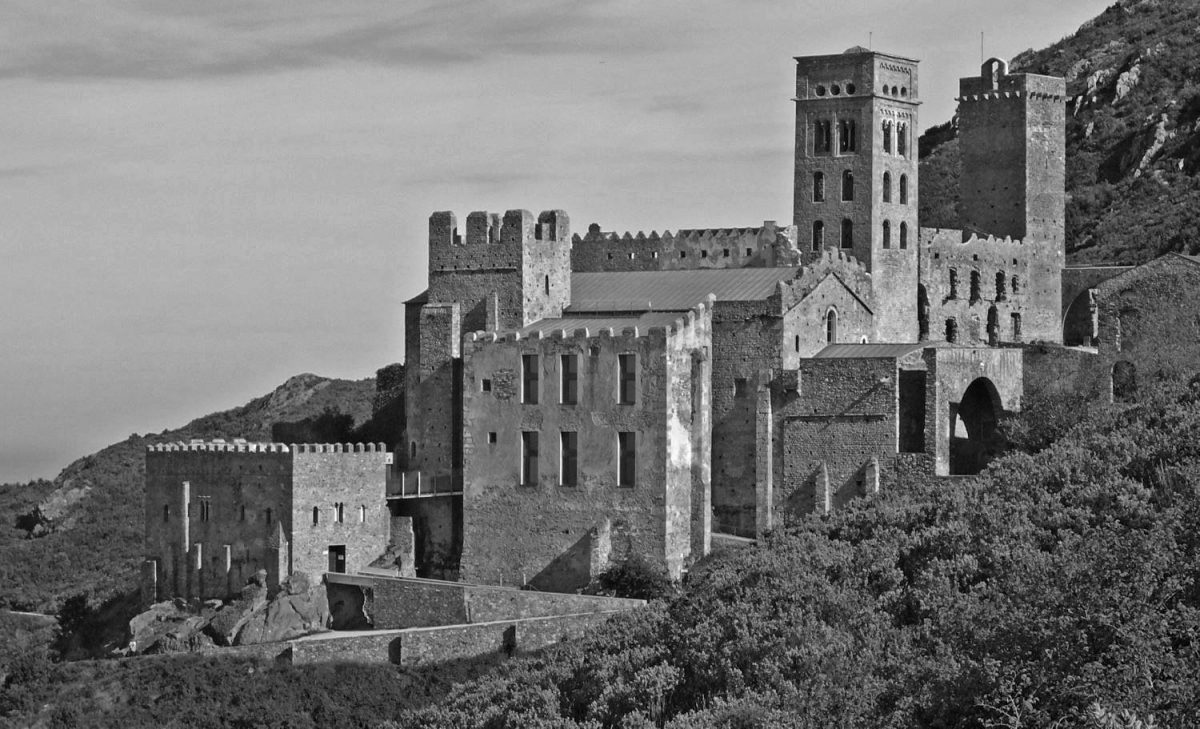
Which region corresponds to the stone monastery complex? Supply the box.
[143,48,1200,614]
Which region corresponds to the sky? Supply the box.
[0,0,1113,484]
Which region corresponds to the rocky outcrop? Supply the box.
[126,572,329,654]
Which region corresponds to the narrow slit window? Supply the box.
[814,120,832,154]
[970,270,981,303]
[812,220,824,252]
[882,120,893,153]
[521,354,539,404]
[899,222,908,249]
[897,123,908,157]
[840,219,853,249]
[617,432,636,487]
[312,506,320,526]
[618,353,637,405]
[825,309,838,343]
[841,170,854,201]
[359,505,367,523]
[560,354,578,405]
[949,269,959,299]
[882,171,892,203]
[900,174,909,204]
[560,432,578,487]
[812,171,825,202]
[882,220,891,249]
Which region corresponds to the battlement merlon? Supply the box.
[429,209,570,248]
[146,441,389,454]
[958,58,1066,100]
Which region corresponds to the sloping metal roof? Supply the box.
[813,343,927,359]
[517,312,683,336]
[568,268,800,312]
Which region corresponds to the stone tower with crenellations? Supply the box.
[792,47,920,343]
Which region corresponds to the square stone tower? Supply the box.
[793,48,920,342]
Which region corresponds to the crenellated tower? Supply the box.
[792,47,920,342]
[404,209,571,485]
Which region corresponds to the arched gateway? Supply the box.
[949,377,1003,475]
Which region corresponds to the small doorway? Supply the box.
[328,545,346,573]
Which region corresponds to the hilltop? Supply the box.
[919,0,1200,264]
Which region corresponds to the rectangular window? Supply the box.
[481,378,492,392]
[560,431,578,487]
[560,354,578,405]
[521,354,539,404]
[618,432,636,487]
[521,431,539,486]
[734,378,749,398]
[618,354,637,405]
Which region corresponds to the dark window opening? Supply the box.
[882,120,893,153]
[917,284,930,341]
[995,271,1007,301]
[840,219,853,249]
[882,171,892,203]
[312,506,320,526]
[560,354,578,405]
[488,431,497,444]
[899,174,909,204]
[815,120,832,154]
[544,275,550,296]
[734,378,748,398]
[812,220,824,252]
[618,432,636,487]
[826,310,838,343]
[839,119,857,152]
[1011,276,1020,294]
[163,504,170,522]
[899,222,908,249]
[899,370,926,453]
[794,334,801,352]
[969,270,981,303]
[481,378,492,392]
[897,123,908,157]
[882,220,891,248]
[841,170,854,201]
[1011,313,1022,341]
[522,431,539,486]
[266,508,272,525]
[618,354,637,405]
[949,269,959,299]
[328,545,346,574]
[813,171,825,202]
[723,248,729,257]
[946,319,958,343]
[560,431,578,487]
[1113,361,1137,403]
[987,305,1000,347]
[522,354,539,404]
[336,502,345,524]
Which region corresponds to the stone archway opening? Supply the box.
[1063,288,1097,346]
[950,377,1003,475]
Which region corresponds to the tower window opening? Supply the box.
[970,270,982,303]
[359,505,367,523]
[882,171,892,203]
[825,309,838,343]
[521,431,539,486]
[882,220,891,249]
[266,508,272,525]
[312,506,320,526]
[1011,313,1022,340]
[839,119,857,152]
[814,120,832,154]
[618,353,637,405]
[882,121,893,154]
[1012,276,1020,294]
[813,171,825,202]
[946,319,958,343]
[560,354,578,405]
[899,174,909,204]
[522,354,539,404]
[618,432,636,487]
[897,124,908,157]
[335,502,345,524]
[949,269,959,299]
[840,218,853,249]
[899,222,908,249]
[544,275,550,296]
[163,504,170,522]
[560,431,578,487]
[841,170,854,201]
[794,334,800,352]
[996,272,1007,301]
[812,220,824,252]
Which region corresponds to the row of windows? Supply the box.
[810,219,908,251]
[165,501,369,527]
[518,431,637,487]
[811,83,908,98]
[947,269,1020,302]
[881,121,909,156]
[944,313,1022,343]
[604,247,756,262]
[811,120,909,157]
[811,171,909,204]
[504,353,637,406]
[312,503,368,526]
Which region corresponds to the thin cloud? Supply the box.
[0,0,696,81]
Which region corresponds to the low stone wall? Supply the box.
[368,577,643,629]
[289,611,623,666]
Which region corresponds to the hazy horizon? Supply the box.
[0,0,1111,483]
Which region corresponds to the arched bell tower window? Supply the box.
[840,219,853,249]
[899,222,908,249]
[825,309,838,343]
[899,174,909,204]
[839,119,857,152]
[812,172,825,202]
[841,170,854,201]
[882,220,891,249]
[812,220,824,252]
[897,123,908,157]
[882,120,893,154]
[882,171,892,203]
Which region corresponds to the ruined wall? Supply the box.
[387,496,461,579]
[957,61,1066,246]
[1094,255,1200,396]
[458,304,711,588]
[144,442,293,601]
[920,228,1062,345]
[775,357,899,522]
[289,444,391,578]
[1019,343,1103,399]
[571,222,800,272]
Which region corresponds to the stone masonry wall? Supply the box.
[145,443,293,601]
[571,222,801,272]
[289,444,391,578]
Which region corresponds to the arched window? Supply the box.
[882,171,892,203]
[882,121,893,154]
[987,305,1000,346]
[897,124,908,157]
[1011,275,1020,294]
[812,171,825,202]
[839,119,857,152]
[946,319,958,343]
[841,170,854,201]
[899,222,908,249]
[335,502,344,524]
[995,272,1007,300]
[882,220,891,248]
[949,268,959,299]
[825,309,838,343]
[969,270,981,303]
[811,220,824,252]
[814,120,832,153]
[899,174,909,204]
[841,219,853,248]
[312,506,319,526]
[1011,313,1022,340]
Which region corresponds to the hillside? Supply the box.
[0,366,403,628]
[919,0,1200,265]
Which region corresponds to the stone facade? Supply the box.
[144,441,390,602]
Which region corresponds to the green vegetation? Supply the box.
[919,0,1200,265]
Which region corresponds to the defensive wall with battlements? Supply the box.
[571,221,801,272]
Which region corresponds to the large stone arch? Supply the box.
[1063,288,1097,346]
[949,376,1003,475]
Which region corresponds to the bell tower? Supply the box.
[793,47,920,342]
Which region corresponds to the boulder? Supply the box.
[205,583,268,647]
[128,601,210,655]
[234,572,329,645]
